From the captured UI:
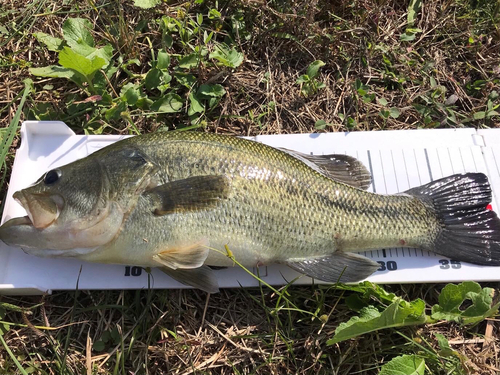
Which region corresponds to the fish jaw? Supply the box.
[13,190,61,229]
[0,199,126,256]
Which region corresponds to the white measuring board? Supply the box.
[0,121,499,295]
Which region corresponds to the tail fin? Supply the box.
[405,173,500,266]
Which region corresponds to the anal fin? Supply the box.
[160,266,219,293]
[286,252,379,283]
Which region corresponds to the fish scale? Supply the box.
[94,132,437,264]
[1,131,499,293]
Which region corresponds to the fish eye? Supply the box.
[44,169,61,185]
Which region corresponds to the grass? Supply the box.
[0,0,499,374]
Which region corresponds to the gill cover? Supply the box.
[0,144,158,253]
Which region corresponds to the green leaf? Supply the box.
[327,298,427,344]
[163,34,173,48]
[306,60,325,80]
[105,101,127,120]
[178,53,199,69]
[435,333,455,358]
[133,0,161,9]
[62,18,94,53]
[400,32,416,42]
[389,108,401,118]
[379,355,425,375]
[208,8,221,19]
[209,45,244,68]
[59,47,105,81]
[30,65,76,80]
[61,18,113,61]
[157,50,171,70]
[378,97,388,106]
[338,282,397,305]
[85,44,113,65]
[145,68,162,90]
[33,32,64,51]
[296,75,310,84]
[0,322,8,335]
[151,93,183,113]
[120,83,140,106]
[93,340,106,351]
[431,281,500,325]
[198,84,225,98]
[188,92,204,115]
[174,72,197,88]
[407,0,422,27]
[473,111,486,120]
[314,120,329,130]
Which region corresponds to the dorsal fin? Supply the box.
[279,148,372,190]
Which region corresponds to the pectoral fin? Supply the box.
[160,266,220,293]
[279,148,372,190]
[146,175,230,216]
[286,252,379,283]
[153,241,209,270]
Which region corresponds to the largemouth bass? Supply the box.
[1,132,499,293]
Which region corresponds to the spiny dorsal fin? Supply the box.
[146,175,230,216]
[279,148,372,190]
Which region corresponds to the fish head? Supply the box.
[0,144,158,256]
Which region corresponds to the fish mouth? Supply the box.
[13,190,62,229]
[0,216,32,228]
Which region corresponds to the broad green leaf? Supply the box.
[488,90,499,101]
[337,281,397,305]
[62,18,113,61]
[62,18,94,51]
[378,97,388,106]
[120,83,140,106]
[431,281,500,325]
[296,75,309,84]
[209,45,244,68]
[306,60,325,80]
[145,68,162,90]
[198,84,225,98]
[473,111,486,120]
[390,108,401,118]
[327,298,427,344]
[136,96,153,109]
[30,65,76,80]
[379,355,425,375]
[33,32,64,51]
[85,44,113,65]
[189,92,205,115]
[151,93,183,113]
[59,47,106,80]
[133,0,161,8]
[178,53,199,69]
[157,50,171,70]
[93,340,106,351]
[174,72,197,88]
